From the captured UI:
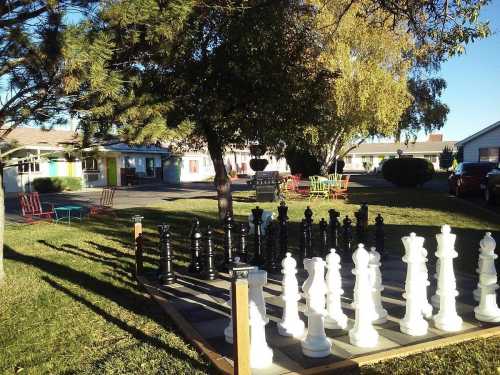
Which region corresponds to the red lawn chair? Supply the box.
[18,192,54,223]
[90,187,116,216]
[332,175,350,199]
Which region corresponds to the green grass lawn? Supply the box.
[1,186,499,374]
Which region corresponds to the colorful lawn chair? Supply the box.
[308,176,330,200]
[90,187,116,216]
[18,192,54,223]
[332,175,350,199]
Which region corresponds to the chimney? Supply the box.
[428,134,443,142]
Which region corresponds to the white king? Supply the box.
[433,225,463,332]
[474,232,500,322]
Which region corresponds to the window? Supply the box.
[361,155,373,163]
[145,158,155,177]
[124,156,131,168]
[479,148,500,162]
[345,156,352,164]
[18,161,40,174]
[189,159,199,173]
[82,157,98,171]
[424,155,437,163]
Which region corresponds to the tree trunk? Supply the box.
[0,166,5,283]
[207,139,233,220]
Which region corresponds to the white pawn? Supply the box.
[368,247,388,324]
[400,233,428,336]
[324,249,348,329]
[473,234,489,302]
[420,247,433,319]
[248,268,273,369]
[301,257,331,358]
[278,253,305,337]
[433,225,463,332]
[349,244,379,347]
[474,233,500,322]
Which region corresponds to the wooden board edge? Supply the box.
[137,276,234,375]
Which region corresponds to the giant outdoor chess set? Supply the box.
[135,204,500,374]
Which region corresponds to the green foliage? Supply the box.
[382,158,435,187]
[33,177,82,193]
[285,147,321,178]
[439,146,454,170]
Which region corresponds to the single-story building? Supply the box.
[0,127,168,193]
[456,121,500,163]
[344,134,456,171]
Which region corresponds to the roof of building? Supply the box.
[456,121,500,146]
[347,138,456,155]
[95,142,168,154]
[0,127,79,148]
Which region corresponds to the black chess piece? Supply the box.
[158,223,176,285]
[304,206,313,258]
[188,218,203,274]
[342,215,353,260]
[238,224,248,263]
[375,213,385,258]
[264,221,280,273]
[278,201,289,260]
[361,203,369,232]
[319,218,328,258]
[328,209,341,253]
[299,219,307,267]
[204,226,218,280]
[251,206,265,266]
[355,210,365,241]
[221,215,234,272]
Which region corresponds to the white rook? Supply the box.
[474,232,500,322]
[400,233,428,336]
[349,244,379,347]
[433,225,463,332]
[324,249,348,329]
[278,253,305,337]
[301,257,331,358]
[248,269,273,368]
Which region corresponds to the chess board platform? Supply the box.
[138,255,500,374]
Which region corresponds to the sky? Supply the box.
[437,1,500,142]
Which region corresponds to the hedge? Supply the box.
[382,158,434,187]
[33,177,82,193]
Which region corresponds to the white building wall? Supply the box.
[180,153,215,182]
[462,126,500,162]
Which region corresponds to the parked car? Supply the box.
[481,167,500,204]
[448,162,497,197]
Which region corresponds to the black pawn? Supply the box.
[204,226,217,280]
[221,215,235,272]
[375,213,385,258]
[319,218,328,258]
[304,206,313,258]
[188,218,203,274]
[298,219,307,267]
[361,203,369,232]
[355,210,364,240]
[342,215,353,260]
[158,224,176,285]
[251,206,265,267]
[238,224,248,263]
[277,201,289,260]
[328,209,341,252]
[264,221,279,273]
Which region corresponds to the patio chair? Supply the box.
[90,187,116,216]
[308,176,330,200]
[331,175,350,199]
[18,192,54,224]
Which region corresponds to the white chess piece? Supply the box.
[224,287,233,344]
[301,257,332,358]
[278,253,305,337]
[324,249,348,329]
[248,269,273,369]
[474,234,489,302]
[420,247,433,319]
[433,225,463,332]
[400,233,429,336]
[474,233,500,322]
[368,247,388,324]
[431,258,441,307]
[349,244,379,347]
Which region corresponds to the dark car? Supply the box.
[448,162,497,197]
[481,167,500,204]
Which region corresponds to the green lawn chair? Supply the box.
[309,176,330,200]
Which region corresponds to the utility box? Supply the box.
[253,171,279,202]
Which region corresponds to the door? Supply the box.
[49,160,58,177]
[67,162,75,177]
[106,158,117,186]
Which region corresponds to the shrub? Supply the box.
[328,159,345,174]
[33,177,82,193]
[382,158,434,187]
[284,147,321,177]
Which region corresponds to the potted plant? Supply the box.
[249,144,268,172]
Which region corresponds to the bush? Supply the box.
[328,159,345,174]
[33,177,82,193]
[382,158,434,187]
[284,147,321,178]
